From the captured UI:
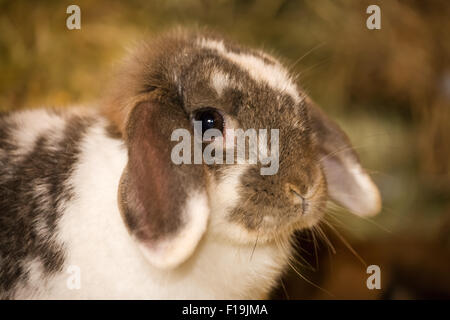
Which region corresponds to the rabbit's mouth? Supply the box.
[209,203,326,246]
[231,199,326,242]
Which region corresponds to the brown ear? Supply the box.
[308,100,382,216]
[118,99,209,269]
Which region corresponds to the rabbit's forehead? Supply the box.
[194,38,302,105]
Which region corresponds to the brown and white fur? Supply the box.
[0,29,381,299]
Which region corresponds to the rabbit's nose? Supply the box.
[285,183,309,214]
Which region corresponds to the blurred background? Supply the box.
[0,0,449,299]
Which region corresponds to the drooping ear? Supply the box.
[118,98,209,269]
[307,100,382,216]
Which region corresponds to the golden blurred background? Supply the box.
[0,0,449,299]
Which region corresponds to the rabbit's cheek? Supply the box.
[205,165,248,237]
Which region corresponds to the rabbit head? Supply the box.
[103,29,381,270]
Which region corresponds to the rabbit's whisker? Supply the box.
[279,278,290,300]
[288,42,326,72]
[250,229,260,261]
[289,235,316,272]
[309,229,320,271]
[321,219,366,267]
[286,258,333,297]
[313,223,336,255]
[326,202,392,234]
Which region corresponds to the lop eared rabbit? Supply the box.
[0,29,381,299]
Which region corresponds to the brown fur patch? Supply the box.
[118,97,205,243]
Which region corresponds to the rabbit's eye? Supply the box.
[193,108,224,134]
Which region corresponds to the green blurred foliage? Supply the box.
[0,0,449,242]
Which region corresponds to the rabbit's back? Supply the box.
[0,108,125,299]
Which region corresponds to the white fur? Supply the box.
[14,112,291,299]
[138,191,210,269]
[350,165,381,215]
[13,259,50,298]
[8,109,66,157]
[210,69,232,96]
[207,165,255,243]
[198,38,301,103]
[335,164,381,217]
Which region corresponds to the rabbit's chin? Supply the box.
[209,207,325,245]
